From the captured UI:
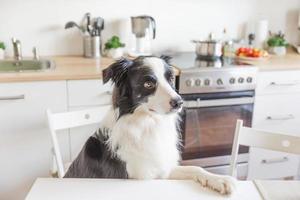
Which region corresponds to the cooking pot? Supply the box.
[192,34,223,58]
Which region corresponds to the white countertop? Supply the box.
[26,178,262,200]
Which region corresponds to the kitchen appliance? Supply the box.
[129,15,156,56]
[171,53,258,178]
[192,34,222,58]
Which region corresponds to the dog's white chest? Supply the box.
[110,112,180,179]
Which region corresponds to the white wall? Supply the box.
[0,0,299,57]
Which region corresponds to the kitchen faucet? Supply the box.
[32,47,39,60]
[11,37,22,61]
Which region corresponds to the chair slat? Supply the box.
[230,120,300,178]
[239,127,300,155]
[49,107,111,131]
[46,106,111,177]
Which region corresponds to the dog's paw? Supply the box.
[194,175,236,195]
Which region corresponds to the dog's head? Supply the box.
[103,56,183,117]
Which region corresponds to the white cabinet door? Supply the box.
[0,81,68,200]
[251,92,300,179]
[67,80,112,107]
[253,94,300,135]
[256,71,300,95]
[248,148,299,180]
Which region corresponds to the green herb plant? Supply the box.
[104,36,125,50]
[267,31,288,47]
[0,42,5,50]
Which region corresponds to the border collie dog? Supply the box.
[64,56,235,195]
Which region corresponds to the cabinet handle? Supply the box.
[0,94,25,100]
[266,114,294,121]
[261,156,288,164]
[269,81,300,86]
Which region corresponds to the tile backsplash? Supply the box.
[0,0,299,56]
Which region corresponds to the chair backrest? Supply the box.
[229,120,300,178]
[47,106,111,178]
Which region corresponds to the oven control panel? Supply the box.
[179,67,258,94]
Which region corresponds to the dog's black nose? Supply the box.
[170,97,183,110]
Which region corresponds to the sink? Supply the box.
[0,59,55,72]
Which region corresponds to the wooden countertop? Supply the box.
[0,56,180,83]
[243,49,300,71]
[0,56,114,83]
[0,50,299,83]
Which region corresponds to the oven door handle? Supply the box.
[183,97,255,108]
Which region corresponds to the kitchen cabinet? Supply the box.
[251,70,300,180]
[0,79,113,200]
[0,81,68,200]
[67,80,112,159]
[67,79,112,107]
[1,68,300,199]
[256,70,300,95]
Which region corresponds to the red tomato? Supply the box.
[253,52,260,57]
[253,48,260,53]
[247,49,254,57]
[239,53,246,57]
[238,47,246,53]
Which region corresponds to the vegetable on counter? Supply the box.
[104,36,125,50]
[0,42,6,50]
[267,31,288,47]
[236,47,268,58]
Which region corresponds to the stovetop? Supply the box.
[169,52,258,94]
[170,52,252,71]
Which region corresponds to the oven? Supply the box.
[179,90,255,177]
[170,52,257,177]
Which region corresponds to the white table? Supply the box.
[26,178,262,200]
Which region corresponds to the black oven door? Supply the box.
[180,91,254,160]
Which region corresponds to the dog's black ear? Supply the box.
[102,57,133,86]
[160,55,172,64]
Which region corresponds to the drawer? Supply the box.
[253,94,300,135]
[68,80,113,107]
[248,148,300,179]
[256,71,300,95]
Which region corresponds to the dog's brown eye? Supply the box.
[144,81,155,89]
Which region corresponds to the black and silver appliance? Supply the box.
[171,53,258,177]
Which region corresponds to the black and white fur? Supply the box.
[64,56,235,195]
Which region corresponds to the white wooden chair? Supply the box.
[47,106,110,178]
[230,119,300,178]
